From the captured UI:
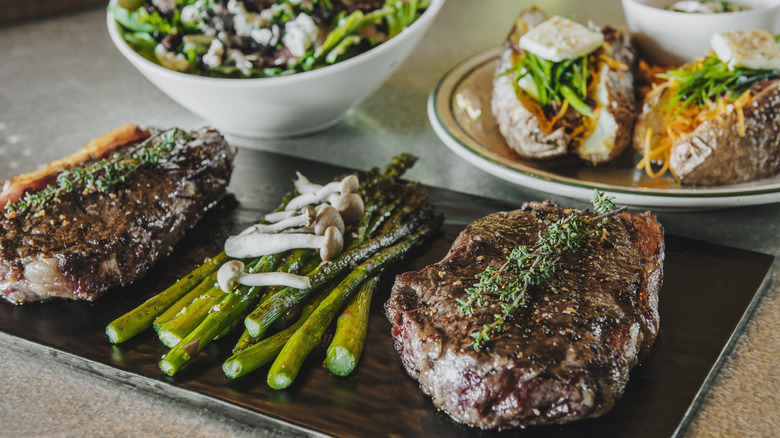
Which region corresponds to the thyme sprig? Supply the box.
[459,190,624,350]
[659,54,780,117]
[4,128,190,218]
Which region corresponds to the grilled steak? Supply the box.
[385,202,664,429]
[0,125,235,304]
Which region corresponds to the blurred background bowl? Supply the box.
[107,0,446,139]
[622,0,780,66]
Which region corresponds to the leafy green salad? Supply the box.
[110,0,429,78]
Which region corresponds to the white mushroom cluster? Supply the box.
[217,173,365,293]
[287,173,364,223]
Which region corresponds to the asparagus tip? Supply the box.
[324,346,356,377]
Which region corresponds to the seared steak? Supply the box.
[0,125,235,304]
[385,202,664,429]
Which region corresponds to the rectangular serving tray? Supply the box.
[0,149,774,437]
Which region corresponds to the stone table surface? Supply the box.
[1,0,778,436]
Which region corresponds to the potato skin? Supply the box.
[635,81,780,186]
[490,9,565,160]
[575,28,637,164]
[490,10,637,164]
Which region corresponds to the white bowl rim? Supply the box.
[622,0,780,18]
[107,0,446,88]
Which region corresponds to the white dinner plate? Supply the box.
[427,48,780,209]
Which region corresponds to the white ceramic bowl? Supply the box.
[622,0,780,65]
[107,0,446,138]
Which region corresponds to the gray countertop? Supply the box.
[1,0,779,436]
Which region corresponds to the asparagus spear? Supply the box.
[218,250,319,342]
[159,247,322,373]
[105,252,228,344]
[271,255,329,331]
[320,184,429,372]
[153,173,339,355]
[381,152,418,181]
[231,326,260,355]
[354,152,416,201]
[341,154,415,247]
[312,180,418,373]
[323,275,378,376]
[153,271,217,332]
[156,284,226,348]
[365,190,406,238]
[159,254,283,375]
[347,183,400,249]
[223,288,330,378]
[243,214,427,339]
[310,185,415,369]
[267,219,439,389]
[156,255,278,349]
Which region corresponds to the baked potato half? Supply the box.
[634,68,780,186]
[491,9,637,164]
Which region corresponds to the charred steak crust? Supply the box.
[385,202,664,429]
[0,127,235,304]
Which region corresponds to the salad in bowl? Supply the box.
[111,0,430,78]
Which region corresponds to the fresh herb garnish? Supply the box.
[508,51,594,117]
[659,54,779,117]
[458,190,625,350]
[4,128,191,218]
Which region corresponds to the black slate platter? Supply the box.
[0,149,774,438]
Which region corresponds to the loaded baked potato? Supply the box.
[633,30,780,186]
[491,9,637,164]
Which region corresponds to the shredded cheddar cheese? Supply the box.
[586,61,600,95]
[638,127,670,178]
[569,124,587,142]
[549,99,570,127]
[510,50,625,147]
[599,53,628,72]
